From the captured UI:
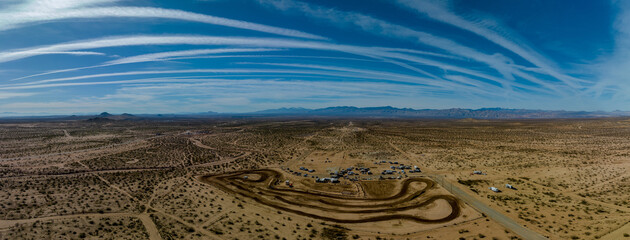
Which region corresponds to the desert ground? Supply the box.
[0,118,629,239]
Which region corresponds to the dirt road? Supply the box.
[430,175,547,240]
[387,141,547,239]
[138,213,162,240]
[600,220,630,240]
[0,134,163,162]
[0,213,136,229]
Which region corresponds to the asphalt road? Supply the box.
[429,175,548,240]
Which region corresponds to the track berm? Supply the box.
[199,169,461,224]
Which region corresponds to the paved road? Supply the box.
[430,175,548,240]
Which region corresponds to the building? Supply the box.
[316,178,328,183]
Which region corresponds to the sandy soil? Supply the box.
[1,118,628,239]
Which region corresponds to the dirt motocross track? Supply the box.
[199,169,461,224]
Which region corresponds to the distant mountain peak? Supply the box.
[87,112,138,121]
[244,106,630,119]
[254,107,311,114]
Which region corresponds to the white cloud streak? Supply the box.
[29,51,105,56]
[4,68,439,88]
[3,67,514,99]
[0,0,608,113]
[0,36,297,63]
[587,1,630,105]
[11,49,284,81]
[236,62,503,93]
[257,0,516,84]
[1,35,553,94]
[106,48,283,65]
[395,0,583,89]
[0,78,457,114]
[0,92,37,99]
[0,1,324,39]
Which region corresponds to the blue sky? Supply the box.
[0,0,627,115]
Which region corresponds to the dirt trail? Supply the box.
[190,152,250,168]
[0,212,135,229]
[0,167,172,180]
[189,137,260,153]
[0,212,163,240]
[77,159,222,240]
[148,207,223,240]
[138,213,162,240]
[600,220,630,240]
[0,134,164,162]
[190,138,217,150]
[389,141,548,240]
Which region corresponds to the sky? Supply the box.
[0,0,627,115]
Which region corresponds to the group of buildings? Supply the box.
[282,159,424,185]
[475,170,517,192]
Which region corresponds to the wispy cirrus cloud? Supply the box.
[257,0,517,84]
[2,65,519,100]
[4,68,439,89]
[394,0,585,89]
[11,48,284,81]
[0,78,452,114]
[0,0,324,39]
[0,36,294,63]
[588,1,630,104]
[106,48,283,65]
[0,0,609,114]
[0,35,456,80]
[235,62,510,95]
[27,51,105,56]
[2,0,118,11]
[0,35,559,94]
[0,92,37,99]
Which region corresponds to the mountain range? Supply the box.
[2,107,630,120]
[250,106,630,119]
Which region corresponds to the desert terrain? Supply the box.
[0,118,628,239]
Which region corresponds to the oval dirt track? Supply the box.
[199,169,461,224]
